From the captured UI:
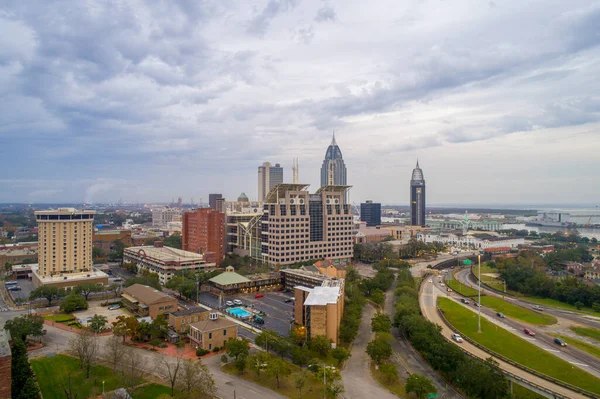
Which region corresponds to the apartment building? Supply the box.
[188,314,238,351]
[260,184,353,267]
[121,283,178,319]
[168,308,209,334]
[182,208,226,266]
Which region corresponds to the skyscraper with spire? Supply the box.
[410,160,426,226]
[320,132,347,187]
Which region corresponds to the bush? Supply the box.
[212,346,221,353]
[148,338,167,348]
[221,355,229,363]
[175,341,185,348]
[196,348,210,357]
[59,293,88,313]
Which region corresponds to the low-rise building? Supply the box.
[353,222,392,244]
[314,259,347,279]
[418,230,524,250]
[121,284,178,319]
[30,264,108,289]
[280,268,343,290]
[0,242,38,266]
[123,242,217,285]
[0,330,11,399]
[92,229,132,253]
[207,266,281,296]
[168,308,209,334]
[188,313,238,350]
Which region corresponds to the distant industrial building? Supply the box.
[123,242,217,285]
[360,200,381,227]
[182,208,226,266]
[152,207,181,227]
[258,162,284,203]
[410,161,426,226]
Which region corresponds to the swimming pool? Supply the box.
[227,307,252,318]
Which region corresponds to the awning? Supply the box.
[121,293,139,303]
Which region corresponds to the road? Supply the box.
[454,267,600,330]
[420,277,590,399]
[341,303,397,399]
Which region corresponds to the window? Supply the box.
[209,332,212,339]
[209,344,212,350]
[223,329,227,336]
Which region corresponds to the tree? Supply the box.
[60,293,88,313]
[11,338,41,399]
[136,320,152,341]
[291,345,312,366]
[112,239,126,258]
[30,285,65,307]
[309,335,332,358]
[405,374,436,399]
[379,363,399,383]
[150,314,168,339]
[255,330,279,353]
[4,314,45,342]
[158,355,182,396]
[92,246,106,260]
[234,356,247,374]
[366,337,392,364]
[226,338,249,361]
[69,330,98,378]
[107,282,121,297]
[273,337,292,358]
[121,347,145,397]
[89,314,108,333]
[371,313,393,333]
[124,270,161,290]
[249,352,270,377]
[112,315,138,342]
[331,346,350,366]
[164,233,182,249]
[104,335,126,371]
[176,359,216,399]
[295,370,310,398]
[266,358,291,388]
[326,382,345,398]
[74,283,102,300]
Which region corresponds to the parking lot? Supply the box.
[72,300,129,326]
[198,291,295,336]
[7,279,36,302]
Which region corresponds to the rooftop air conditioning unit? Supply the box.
[209,313,219,320]
[290,198,296,205]
[299,198,305,205]
[326,199,333,205]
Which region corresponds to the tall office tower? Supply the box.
[182,208,226,266]
[320,132,347,188]
[410,160,426,226]
[360,200,381,227]
[260,184,353,266]
[35,208,96,277]
[209,194,223,210]
[258,162,284,202]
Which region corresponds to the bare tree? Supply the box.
[105,335,126,371]
[176,359,217,399]
[121,346,145,397]
[60,372,79,399]
[69,330,98,378]
[158,353,182,396]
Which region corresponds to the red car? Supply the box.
[255,293,264,298]
[523,328,535,336]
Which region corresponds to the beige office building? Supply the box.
[35,208,95,278]
[261,184,353,266]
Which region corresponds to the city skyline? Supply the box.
[1,1,599,205]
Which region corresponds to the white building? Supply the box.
[152,207,181,227]
[418,230,524,250]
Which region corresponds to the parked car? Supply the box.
[497,312,505,318]
[4,281,18,286]
[254,293,264,298]
[451,333,463,343]
[554,338,567,347]
[108,304,121,310]
[523,328,535,336]
[225,301,234,307]
[8,286,21,291]
[233,299,243,306]
[284,298,294,303]
[253,315,265,324]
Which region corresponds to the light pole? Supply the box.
[102,380,105,395]
[478,254,481,333]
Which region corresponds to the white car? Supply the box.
[225,301,234,307]
[233,299,243,306]
[440,283,445,287]
[108,304,120,310]
[451,333,463,343]
[428,279,433,283]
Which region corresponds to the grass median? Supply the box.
[438,297,600,395]
[371,362,406,397]
[570,326,600,341]
[522,296,600,316]
[446,279,481,297]
[479,296,557,325]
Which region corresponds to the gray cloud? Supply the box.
[315,5,336,22]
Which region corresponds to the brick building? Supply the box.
[121,284,178,319]
[182,208,226,266]
[0,330,11,399]
[92,229,132,253]
[168,308,209,334]
[188,314,238,351]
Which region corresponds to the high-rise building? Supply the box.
[260,184,353,266]
[258,162,284,203]
[182,208,226,266]
[410,160,426,226]
[152,207,181,227]
[35,208,96,277]
[209,194,223,210]
[320,133,347,188]
[360,200,381,226]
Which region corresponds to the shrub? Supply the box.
[175,341,185,348]
[196,348,210,356]
[59,293,88,313]
[221,355,229,363]
[212,346,221,353]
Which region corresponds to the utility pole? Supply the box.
[478,254,482,333]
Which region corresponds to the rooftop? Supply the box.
[34,208,96,215]
[304,286,341,306]
[209,271,251,286]
[32,266,109,283]
[122,284,174,305]
[124,245,205,262]
[189,316,238,332]
[264,183,310,203]
[171,307,209,317]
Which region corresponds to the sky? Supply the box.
[1,0,599,206]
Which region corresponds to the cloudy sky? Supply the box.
[1,0,599,206]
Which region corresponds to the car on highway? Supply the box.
[233,299,243,306]
[461,298,470,304]
[225,301,234,307]
[532,305,543,311]
[447,288,453,292]
[451,333,463,343]
[440,283,445,287]
[523,328,535,336]
[473,302,481,307]
[496,312,505,318]
[254,293,264,298]
[554,338,567,347]
[108,304,121,310]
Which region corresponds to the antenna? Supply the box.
[292,158,299,184]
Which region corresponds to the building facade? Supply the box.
[294,280,345,345]
[121,283,178,319]
[152,207,181,227]
[360,200,381,227]
[208,194,223,210]
[182,208,226,266]
[92,229,132,253]
[188,315,238,350]
[418,231,525,249]
[410,161,426,226]
[320,133,347,188]
[260,184,354,266]
[258,162,284,203]
[0,242,38,266]
[35,208,95,278]
[0,330,10,399]
[168,308,209,334]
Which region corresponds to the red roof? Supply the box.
[484,247,511,253]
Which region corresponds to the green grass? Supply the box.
[223,353,325,398]
[479,296,557,325]
[43,313,75,323]
[438,297,600,395]
[551,335,600,359]
[512,383,547,399]
[474,264,506,291]
[135,383,174,398]
[31,355,133,399]
[446,279,481,297]
[371,362,405,397]
[522,296,600,316]
[569,326,600,342]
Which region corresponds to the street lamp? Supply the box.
[102,380,105,395]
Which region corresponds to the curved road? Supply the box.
[419,278,590,399]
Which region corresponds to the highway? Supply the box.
[419,276,591,399]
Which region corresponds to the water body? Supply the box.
[502,223,600,240]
